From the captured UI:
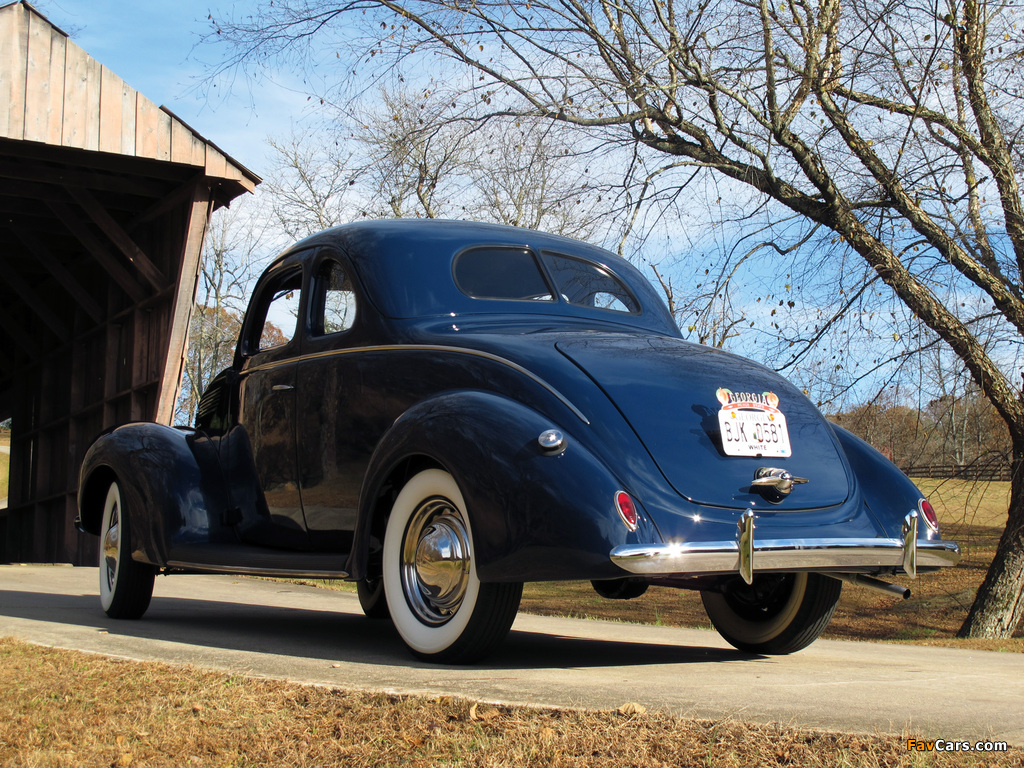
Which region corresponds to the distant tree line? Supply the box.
[830,387,1010,479]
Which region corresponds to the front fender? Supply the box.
[77,423,226,566]
[351,390,658,583]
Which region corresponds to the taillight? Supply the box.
[918,498,940,533]
[615,491,638,531]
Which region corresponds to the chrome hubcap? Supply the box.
[103,502,120,591]
[401,498,471,625]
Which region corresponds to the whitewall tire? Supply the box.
[383,469,521,663]
[98,481,156,619]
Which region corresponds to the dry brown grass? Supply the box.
[2,638,1018,768]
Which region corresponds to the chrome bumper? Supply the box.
[611,511,960,582]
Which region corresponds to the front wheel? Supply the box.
[356,575,389,619]
[382,469,522,663]
[701,573,841,654]
[98,481,156,619]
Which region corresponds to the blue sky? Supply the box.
[32,0,309,176]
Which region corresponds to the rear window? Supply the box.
[541,252,640,314]
[453,247,555,301]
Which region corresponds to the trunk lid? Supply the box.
[557,335,852,510]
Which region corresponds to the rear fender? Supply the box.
[350,390,657,582]
[77,423,227,566]
[830,424,927,538]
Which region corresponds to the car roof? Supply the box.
[280,219,680,335]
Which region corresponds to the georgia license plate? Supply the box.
[718,408,792,457]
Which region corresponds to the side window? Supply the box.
[540,252,640,314]
[454,247,554,301]
[250,269,302,353]
[312,259,357,336]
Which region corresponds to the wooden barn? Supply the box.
[0,1,259,565]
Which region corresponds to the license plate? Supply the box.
[718,408,792,457]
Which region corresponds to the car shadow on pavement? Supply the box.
[0,588,759,670]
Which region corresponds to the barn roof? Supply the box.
[0,1,259,203]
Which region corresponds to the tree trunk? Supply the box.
[958,439,1024,637]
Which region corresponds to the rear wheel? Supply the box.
[701,573,841,654]
[98,481,156,619]
[383,469,521,663]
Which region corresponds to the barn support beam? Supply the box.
[156,183,212,425]
[66,186,166,291]
[48,198,148,303]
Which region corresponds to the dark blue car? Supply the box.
[77,220,960,663]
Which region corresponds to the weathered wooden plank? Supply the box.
[43,23,67,144]
[66,186,167,291]
[61,39,99,149]
[153,107,172,162]
[120,82,137,155]
[98,65,123,154]
[0,2,29,140]
[82,50,101,150]
[204,146,228,179]
[170,117,194,165]
[135,96,162,159]
[23,6,62,143]
[191,133,206,167]
[156,185,212,425]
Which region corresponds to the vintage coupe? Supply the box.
[77,219,960,663]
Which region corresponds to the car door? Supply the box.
[233,261,308,549]
[294,252,368,552]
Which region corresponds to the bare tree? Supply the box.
[209,0,1024,636]
[356,89,475,219]
[266,131,360,239]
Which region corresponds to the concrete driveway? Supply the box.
[1,564,1021,743]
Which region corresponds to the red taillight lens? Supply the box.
[615,491,638,531]
[919,499,939,533]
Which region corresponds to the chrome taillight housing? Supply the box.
[918,498,940,534]
[615,491,638,532]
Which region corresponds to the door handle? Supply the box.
[271,384,294,392]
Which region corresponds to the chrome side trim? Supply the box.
[610,538,961,576]
[243,344,590,424]
[165,561,350,579]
